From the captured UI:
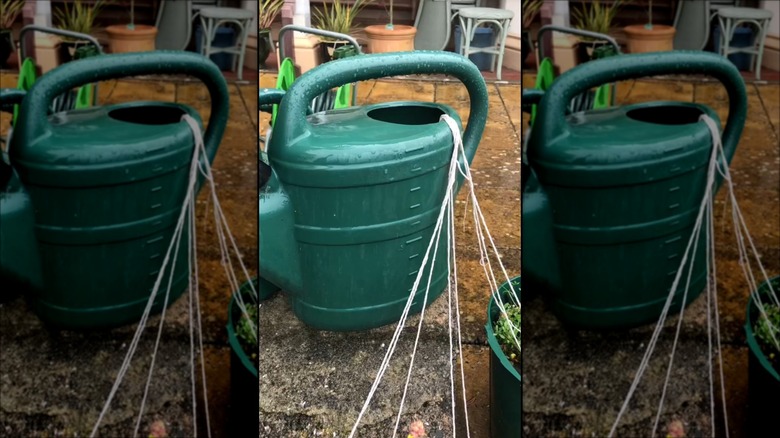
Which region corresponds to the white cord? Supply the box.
[349,114,518,437]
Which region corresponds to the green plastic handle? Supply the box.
[533,51,747,165]
[12,51,230,165]
[273,51,489,165]
[260,88,285,115]
[1,88,26,114]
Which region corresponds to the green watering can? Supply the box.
[259,51,489,331]
[1,89,43,303]
[4,51,229,329]
[523,51,747,329]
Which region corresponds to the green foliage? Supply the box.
[312,0,372,41]
[755,304,780,354]
[236,305,258,360]
[259,0,284,31]
[522,0,544,29]
[53,0,108,40]
[571,0,627,41]
[494,302,520,366]
[0,0,25,30]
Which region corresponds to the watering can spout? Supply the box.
[259,171,303,296]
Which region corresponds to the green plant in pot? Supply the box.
[486,276,521,437]
[0,0,24,68]
[363,0,416,54]
[521,0,543,67]
[53,0,106,62]
[745,276,779,434]
[571,0,625,62]
[227,279,259,436]
[105,0,158,54]
[313,0,371,59]
[259,0,284,68]
[623,0,675,53]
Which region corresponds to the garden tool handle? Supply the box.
[535,51,747,164]
[277,51,489,165]
[535,25,621,61]
[521,89,544,115]
[277,25,362,61]
[13,51,230,165]
[260,88,285,114]
[0,89,26,114]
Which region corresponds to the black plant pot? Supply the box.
[745,276,780,437]
[259,29,271,68]
[521,31,532,67]
[227,280,259,437]
[0,30,14,68]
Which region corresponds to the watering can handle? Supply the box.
[534,51,747,164]
[275,51,489,164]
[12,51,230,164]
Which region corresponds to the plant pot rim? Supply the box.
[624,24,676,37]
[227,279,259,378]
[106,24,158,37]
[485,276,521,381]
[745,276,780,382]
[364,24,417,37]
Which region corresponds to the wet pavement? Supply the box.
[521,74,780,437]
[259,73,521,436]
[0,73,258,437]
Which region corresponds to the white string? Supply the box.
[611,114,778,437]
[91,117,205,437]
[91,114,258,437]
[349,115,518,436]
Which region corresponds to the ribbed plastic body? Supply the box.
[487,277,521,438]
[531,102,720,328]
[262,102,459,331]
[12,102,202,328]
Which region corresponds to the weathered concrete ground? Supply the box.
[259,73,521,436]
[521,75,780,437]
[0,73,258,437]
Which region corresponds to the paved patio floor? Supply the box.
[521,74,780,438]
[0,72,258,437]
[259,73,521,436]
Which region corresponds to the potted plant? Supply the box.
[54,0,106,62]
[486,276,521,437]
[745,276,779,436]
[227,279,259,436]
[260,0,284,68]
[521,0,543,67]
[105,0,157,53]
[0,0,23,68]
[623,0,675,53]
[313,0,371,60]
[363,0,416,54]
[571,0,624,62]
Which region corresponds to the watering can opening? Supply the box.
[367,105,446,126]
[108,104,188,126]
[626,104,705,126]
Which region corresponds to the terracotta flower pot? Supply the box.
[105,24,157,54]
[363,24,416,54]
[624,24,675,54]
